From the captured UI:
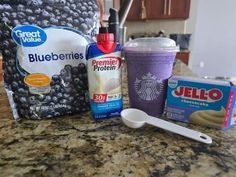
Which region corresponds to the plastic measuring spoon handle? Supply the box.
[146,116,212,144]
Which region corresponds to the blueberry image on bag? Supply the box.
[0,0,100,120]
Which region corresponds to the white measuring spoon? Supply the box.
[121,108,212,144]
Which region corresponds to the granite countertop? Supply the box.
[0,61,236,177]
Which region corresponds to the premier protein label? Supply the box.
[91,57,121,71]
[87,49,123,119]
[87,53,122,102]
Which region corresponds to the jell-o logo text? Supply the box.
[172,86,223,102]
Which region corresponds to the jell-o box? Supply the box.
[166,76,236,130]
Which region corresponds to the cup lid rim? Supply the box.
[123,37,180,52]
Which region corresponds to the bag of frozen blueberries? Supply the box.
[0,0,100,120]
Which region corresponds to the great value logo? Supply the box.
[12,25,47,47]
[172,86,223,102]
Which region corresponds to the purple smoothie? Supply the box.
[123,37,179,117]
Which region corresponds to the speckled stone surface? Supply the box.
[0,61,236,177]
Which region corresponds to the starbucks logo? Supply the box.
[134,73,164,101]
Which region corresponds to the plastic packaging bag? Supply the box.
[0,0,100,120]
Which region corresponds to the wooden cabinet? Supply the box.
[146,0,167,19]
[125,0,190,21]
[166,0,191,19]
[125,0,142,20]
[176,51,190,65]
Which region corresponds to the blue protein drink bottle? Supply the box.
[87,27,123,119]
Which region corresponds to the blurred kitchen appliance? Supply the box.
[119,0,134,27]
[169,34,192,50]
[118,0,134,45]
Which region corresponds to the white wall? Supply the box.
[125,20,186,38]
[187,0,236,77]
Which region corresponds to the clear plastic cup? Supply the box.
[123,37,179,117]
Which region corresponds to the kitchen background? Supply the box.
[122,0,236,77]
[1,0,236,80]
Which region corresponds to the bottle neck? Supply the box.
[96,33,116,54]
